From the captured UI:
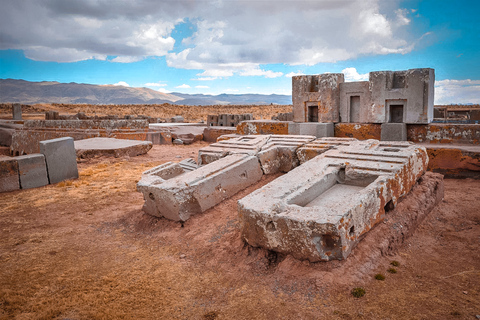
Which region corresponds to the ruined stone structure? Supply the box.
[138,136,428,262]
[1,137,78,192]
[292,68,435,125]
[239,139,428,262]
[207,113,253,127]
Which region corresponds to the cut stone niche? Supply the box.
[349,95,361,122]
[306,103,319,122]
[386,99,407,123]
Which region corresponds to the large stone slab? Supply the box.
[138,154,263,221]
[296,137,358,164]
[198,135,270,165]
[381,123,407,141]
[0,158,20,192]
[74,137,152,158]
[40,137,78,184]
[238,139,428,262]
[288,122,334,138]
[16,154,49,189]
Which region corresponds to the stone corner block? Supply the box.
[40,137,78,184]
[16,154,49,189]
[381,123,407,141]
[0,158,20,192]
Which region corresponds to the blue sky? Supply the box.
[0,0,479,104]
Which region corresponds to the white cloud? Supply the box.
[1,0,418,69]
[176,84,191,89]
[195,85,209,89]
[342,67,369,82]
[285,71,306,78]
[145,82,167,87]
[111,56,144,63]
[435,79,480,105]
[113,81,130,87]
[193,77,217,81]
[157,88,171,93]
[239,68,283,78]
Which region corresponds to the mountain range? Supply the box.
[0,79,292,105]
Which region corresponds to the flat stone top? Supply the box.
[418,143,480,153]
[74,138,151,150]
[149,123,206,128]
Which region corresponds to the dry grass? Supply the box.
[0,103,292,123]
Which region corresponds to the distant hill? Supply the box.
[0,79,292,105]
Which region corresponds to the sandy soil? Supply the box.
[0,143,479,320]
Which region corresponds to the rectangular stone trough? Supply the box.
[238,140,428,262]
[137,154,263,221]
[257,135,315,174]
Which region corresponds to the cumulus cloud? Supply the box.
[285,71,306,78]
[0,0,417,71]
[113,81,130,87]
[435,79,480,105]
[239,68,283,78]
[157,88,171,93]
[145,82,167,87]
[342,68,369,82]
[176,84,191,89]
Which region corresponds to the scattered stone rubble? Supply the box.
[137,135,428,262]
[1,137,78,192]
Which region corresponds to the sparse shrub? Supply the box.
[391,260,400,267]
[374,273,385,280]
[351,287,366,298]
[203,311,218,320]
[387,267,397,274]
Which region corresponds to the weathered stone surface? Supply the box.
[381,123,407,141]
[138,154,263,221]
[12,104,22,120]
[137,162,187,216]
[296,137,358,164]
[257,135,315,174]
[288,122,334,137]
[16,154,49,189]
[334,123,382,140]
[238,139,428,262]
[407,123,480,145]
[198,135,270,165]
[293,68,435,124]
[178,158,198,172]
[40,137,78,184]
[203,127,237,142]
[236,120,289,135]
[292,74,344,123]
[0,158,20,192]
[74,138,152,158]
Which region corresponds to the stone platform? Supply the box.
[239,139,428,262]
[74,138,153,158]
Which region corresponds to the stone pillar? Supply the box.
[12,104,22,120]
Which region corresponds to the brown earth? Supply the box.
[0,143,479,320]
[0,103,293,123]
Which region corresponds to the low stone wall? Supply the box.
[408,124,480,144]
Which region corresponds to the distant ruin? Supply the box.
[292,68,435,124]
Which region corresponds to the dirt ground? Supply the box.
[0,143,479,320]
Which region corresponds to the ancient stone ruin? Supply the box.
[292,68,435,124]
[137,135,428,261]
